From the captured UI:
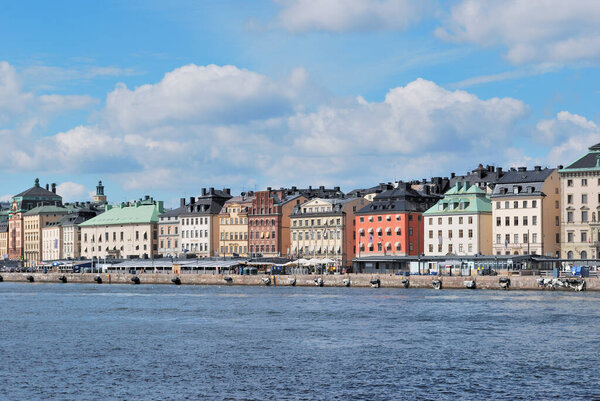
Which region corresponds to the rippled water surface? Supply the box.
[1,283,599,400]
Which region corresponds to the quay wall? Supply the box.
[1,272,599,291]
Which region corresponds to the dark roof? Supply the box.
[15,179,62,199]
[563,144,600,170]
[159,207,186,219]
[180,193,231,216]
[356,183,439,214]
[495,167,554,184]
[449,164,505,189]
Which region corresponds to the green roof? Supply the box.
[79,202,163,226]
[424,182,491,216]
[24,205,69,216]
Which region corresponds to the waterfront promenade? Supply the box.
[2,272,599,291]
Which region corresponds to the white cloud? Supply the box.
[436,0,600,65]
[272,0,433,33]
[56,182,91,202]
[540,112,600,166]
[0,194,12,202]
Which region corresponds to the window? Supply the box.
[496,234,501,244]
[567,212,573,223]
[429,244,433,253]
[377,243,382,252]
[513,201,518,209]
[567,194,573,204]
[468,229,473,239]
[523,201,528,208]
[468,217,473,224]
[459,217,463,224]
[523,233,528,244]
[567,179,573,187]
[458,229,463,238]
[459,244,463,253]
[505,217,510,226]
[555,216,559,226]
[429,230,433,239]
[514,216,519,226]
[582,194,588,204]
[438,217,442,225]
[408,227,413,236]
[448,230,452,239]
[505,234,510,244]
[532,200,537,208]
[582,178,588,186]
[448,244,452,253]
[567,232,574,242]
[582,211,589,222]
[581,231,588,243]
[514,234,519,244]
[505,201,509,209]
[496,202,501,209]
[523,216,528,226]
[532,216,538,225]
[377,216,382,222]
[496,217,501,226]
[359,217,364,223]
[448,217,452,224]
[429,218,433,225]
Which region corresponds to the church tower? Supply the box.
[93,180,107,204]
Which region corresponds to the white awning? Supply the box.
[395,227,401,234]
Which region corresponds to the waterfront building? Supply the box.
[180,188,232,257]
[491,167,560,256]
[7,179,62,260]
[0,220,8,259]
[61,207,101,259]
[559,143,600,259]
[158,202,184,258]
[355,182,440,257]
[42,220,63,262]
[23,205,70,266]
[79,197,164,259]
[424,181,492,256]
[248,188,307,258]
[290,196,368,268]
[219,194,254,257]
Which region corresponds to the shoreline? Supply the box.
[0,272,597,291]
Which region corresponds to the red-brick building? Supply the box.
[248,189,307,257]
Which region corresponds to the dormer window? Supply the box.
[513,186,519,194]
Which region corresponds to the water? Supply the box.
[1,283,599,401]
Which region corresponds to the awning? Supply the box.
[395,227,401,234]
[386,227,392,234]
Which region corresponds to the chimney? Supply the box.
[201,188,207,196]
[190,197,195,205]
[180,198,186,208]
[292,186,297,192]
[558,165,564,170]
[309,185,312,190]
[144,195,150,200]
[51,183,56,194]
[209,187,215,195]
[518,166,527,172]
[534,165,542,171]
[424,186,430,195]
[225,188,231,195]
[497,167,503,176]
[267,187,272,192]
[45,184,49,190]
[334,186,340,192]
[450,172,456,179]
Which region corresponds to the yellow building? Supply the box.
[23,205,69,267]
[219,195,254,257]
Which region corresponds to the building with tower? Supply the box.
[93,180,107,204]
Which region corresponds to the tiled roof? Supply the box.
[561,144,600,171]
[495,168,554,184]
[80,203,163,226]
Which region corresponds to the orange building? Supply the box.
[355,183,440,257]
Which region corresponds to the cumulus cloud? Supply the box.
[272,0,434,33]
[0,61,97,131]
[56,182,92,202]
[540,112,600,166]
[436,0,600,64]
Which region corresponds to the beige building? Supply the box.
[290,196,368,268]
[219,195,254,257]
[42,222,63,262]
[424,182,493,256]
[23,205,69,267]
[79,198,163,260]
[559,143,600,260]
[491,167,560,257]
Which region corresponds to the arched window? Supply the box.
[567,251,573,259]
[581,250,588,259]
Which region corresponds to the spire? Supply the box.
[93,180,107,204]
[96,180,104,196]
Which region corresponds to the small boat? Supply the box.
[432,279,442,290]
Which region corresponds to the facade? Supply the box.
[0,220,8,259]
[491,167,560,257]
[356,182,440,257]
[248,189,307,257]
[8,179,62,260]
[219,195,254,257]
[23,205,70,266]
[424,181,493,256]
[158,203,184,257]
[42,221,63,262]
[290,196,368,268]
[179,188,232,257]
[79,197,164,259]
[61,208,100,259]
[559,143,600,259]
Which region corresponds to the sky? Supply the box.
[1,0,599,207]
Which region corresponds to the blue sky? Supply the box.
[1,0,599,206]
